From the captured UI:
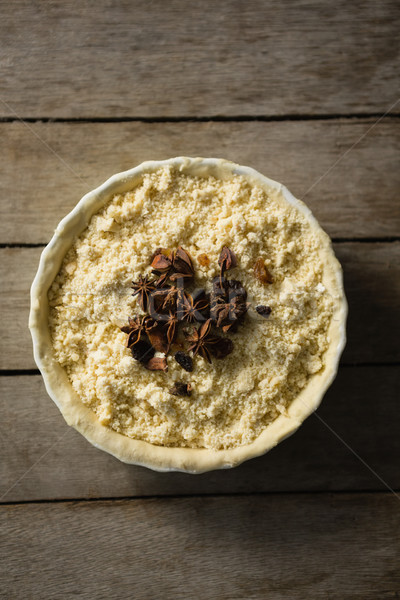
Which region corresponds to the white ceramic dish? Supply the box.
[29,157,347,473]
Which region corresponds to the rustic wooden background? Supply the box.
[1,1,399,598]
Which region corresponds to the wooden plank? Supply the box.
[0,247,42,371]
[336,242,400,365]
[0,368,398,501]
[2,242,399,370]
[1,494,399,599]
[0,119,399,243]
[0,0,399,118]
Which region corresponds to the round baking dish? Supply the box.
[29,157,347,473]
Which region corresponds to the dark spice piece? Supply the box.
[227,279,247,298]
[209,277,228,322]
[174,351,193,372]
[131,275,156,311]
[130,339,155,363]
[211,336,234,359]
[210,276,227,300]
[254,258,273,284]
[169,381,192,397]
[256,305,272,318]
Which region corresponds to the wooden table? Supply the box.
[1,1,399,598]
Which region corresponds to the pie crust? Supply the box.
[29,157,347,473]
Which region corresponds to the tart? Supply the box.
[29,157,347,473]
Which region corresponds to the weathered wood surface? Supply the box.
[1,367,398,502]
[1,2,399,598]
[0,119,399,243]
[335,242,400,364]
[1,494,399,599]
[2,242,399,370]
[1,0,399,119]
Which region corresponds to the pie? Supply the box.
[29,157,347,473]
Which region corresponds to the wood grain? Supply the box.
[3,242,399,370]
[0,119,399,243]
[0,0,399,119]
[1,494,399,599]
[0,367,398,502]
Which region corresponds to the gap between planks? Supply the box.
[0,489,398,507]
[2,113,400,124]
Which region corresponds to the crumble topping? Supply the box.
[48,166,335,450]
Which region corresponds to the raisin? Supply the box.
[254,258,273,284]
[197,253,210,267]
[169,382,192,396]
[256,305,272,318]
[174,351,193,372]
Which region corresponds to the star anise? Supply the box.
[210,277,249,332]
[120,315,148,348]
[151,249,175,287]
[213,294,250,333]
[131,275,156,311]
[150,284,180,316]
[151,246,194,286]
[163,311,178,350]
[121,316,156,363]
[186,319,230,363]
[169,246,194,281]
[218,246,237,284]
[121,315,169,355]
[177,289,209,323]
[145,317,170,354]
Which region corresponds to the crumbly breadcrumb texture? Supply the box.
[48,167,334,450]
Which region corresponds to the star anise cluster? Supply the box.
[122,246,211,372]
[121,246,271,391]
